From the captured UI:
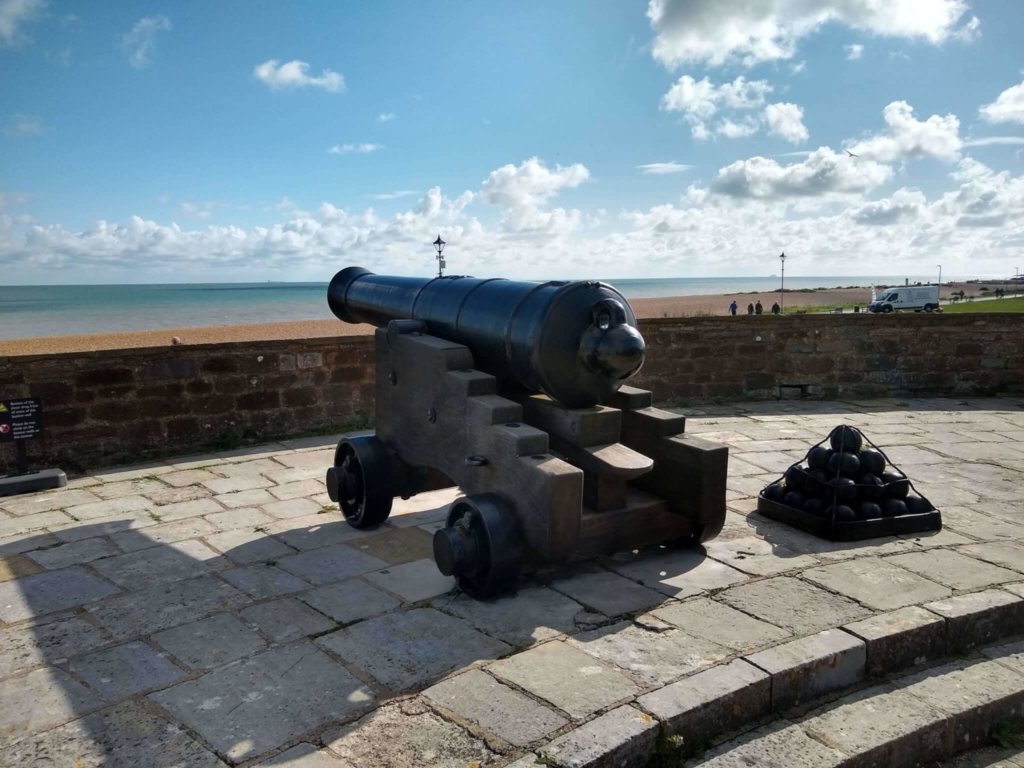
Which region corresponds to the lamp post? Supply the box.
[779,251,786,314]
[434,235,446,278]
[937,264,942,304]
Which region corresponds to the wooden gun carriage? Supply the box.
[325,267,728,597]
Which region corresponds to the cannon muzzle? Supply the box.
[328,267,645,408]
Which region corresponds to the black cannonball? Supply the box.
[803,497,826,516]
[804,469,829,496]
[858,501,883,519]
[904,495,933,514]
[826,504,857,521]
[858,448,886,476]
[829,426,863,453]
[881,471,910,499]
[783,491,804,509]
[827,451,862,479]
[763,482,786,502]
[882,498,908,517]
[807,446,833,470]
[858,473,885,502]
[784,465,808,491]
[827,476,858,502]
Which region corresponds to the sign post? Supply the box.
[0,398,67,496]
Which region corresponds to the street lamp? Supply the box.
[433,235,446,278]
[779,252,786,314]
[936,264,942,304]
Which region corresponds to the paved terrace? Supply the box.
[1,397,1023,767]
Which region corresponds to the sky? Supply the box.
[1,0,1024,284]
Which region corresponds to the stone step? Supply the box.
[693,638,1024,767]
[510,584,1024,768]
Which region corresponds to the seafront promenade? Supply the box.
[1,397,1023,766]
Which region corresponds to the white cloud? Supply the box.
[980,79,1024,125]
[963,136,1024,148]
[254,59,345,92]
[0,0,44,46]
[850,188,926,225]
[3,113,44,136]
[953,15,981,41]
[845,44,864,60]
[662,75,808,144]
[122,16,172,69]
[848,101,961,162]
[710,147,892,199]
[717,117,759,139]
[5,153,1024,281]
[367,190,417,200]
[377,112,396,122]
[647,0,973,68]
[932,158,1024,228]
[790,60,806,74]
[662,75,775,140]
[328,143,383,154]
[764,102,808,144]
[481,156,590,237]
[637,162,693,175]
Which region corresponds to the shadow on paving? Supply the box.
[0,503,706,766]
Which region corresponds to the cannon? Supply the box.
[325,267,729,597]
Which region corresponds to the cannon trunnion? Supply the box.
[325,268,728,598]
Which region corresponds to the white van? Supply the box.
[868,286,940,313]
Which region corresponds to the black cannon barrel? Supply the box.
[328,267,645,408]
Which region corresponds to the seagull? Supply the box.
[845,149,859,158]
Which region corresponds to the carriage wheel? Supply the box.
[327,436,393,529]
[432,494,522,598]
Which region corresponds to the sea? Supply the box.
[0,276,935,340]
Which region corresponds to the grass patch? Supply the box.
[941,297,1024,313]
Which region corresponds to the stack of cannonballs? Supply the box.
[758,425,940,539]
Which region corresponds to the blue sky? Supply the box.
[1,0,1023,283]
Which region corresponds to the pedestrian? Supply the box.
[729,300,738,316]
[771,302,781,315]
[746,303,754,315]
[755,300,763,315]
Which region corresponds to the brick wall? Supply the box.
[0,336,376,473]
[633,314,1024,403]
[2,313,1022,472]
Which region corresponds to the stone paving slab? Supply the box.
[151,642,373,763]
[87,575,250,639]
[239,597,336,643]
[323,701,495,768]
[424,668,568,747]
[801,557,952,610]
[0,565,120,622]
[300,578,399,625]
[718,575,870,634]
[0,667,102,748]
[551,567,665,617]
[569,620,729,686]
[0,700,227,767]
[152,613,266,670]
[650,596,790,652]
[489,640,639,719]
[0,615,108,678]
[435,586,588,647]
[317,607,511,691]
[1,397,1024,766]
